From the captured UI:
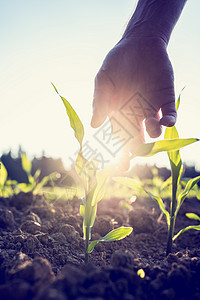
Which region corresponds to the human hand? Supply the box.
[91,37,177,167]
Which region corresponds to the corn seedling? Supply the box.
[19,153,57,194]
[114,94,199,255]
[0,162,9,197]
[0,162,19,197]
[52,83,133,263]
[129,167,173,201]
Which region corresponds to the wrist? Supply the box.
[122,0,187,45]
[122,23,170,45]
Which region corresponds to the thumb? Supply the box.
[145,114,162,138]
[160,101,177,127]
[91,71,113,128]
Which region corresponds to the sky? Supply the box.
[1,0,200,171]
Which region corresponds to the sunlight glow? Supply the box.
[1,1,200,169]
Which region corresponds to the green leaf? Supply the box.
[28,174,35,185]
[91,167,113,206]
[82,167,113,240]
[82,186,96,240]
[17,183,32,193]
[34,169,41,180]
[82,203,97,240]
[21,153,32,175]
[176,95,180,111]
[89,204,97,229]
[75,153,96,194]
[160,176,172,191]
[33,173,55,194]
[87,227,133,253]
[132,138,198,157]
[176,175,200,214]
[51,82,59,93]
[52,83,84,147]
[113,177,143,191]
[186,213,200,222]
[144,189,170,226]
[6,180,18,186]
[0,162,7,187]
[176,87,185,111]
[80,204,85,217]
[173,225,200,241]
[165,126,182,204]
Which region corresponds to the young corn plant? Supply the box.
[164,128,200,254]
[0,162,9,197]
[114,95,200,255]
[0,162,19,197]
[0,156,57,196]
[52,83,133,263]
[19,153,57,194]
[163,96,200,254]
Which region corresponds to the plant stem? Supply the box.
[166,183,177,256]
[84,226,90,263]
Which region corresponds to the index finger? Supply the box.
[91,70,114,128]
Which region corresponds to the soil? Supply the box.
[0,192,200,300]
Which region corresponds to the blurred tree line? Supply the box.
[1,147,199,187]
[0,147,75,186]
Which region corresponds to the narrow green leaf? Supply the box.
[33,173,55,194]
[165,126,182,205]
[83,204,97,241]
[17,183,32,193]
[186,213,200,222]
[89,204,97,228]
[83,186,97,238]
[87,227,133,253]
[83,225,86,240]
[75,153,96,194]
[80,204,85,217]
[21,153,32,175]
[113,177,143,191]
[34,169,41,180]
[176,175,200,213]
[173,225,200,241]
[132,138,198,157]
[160,176,172,191]
[91,167,113,206]
[82,167,112,241]
[28,174,35,185]
[176,87,185,111]
[165,125,179,142]
[6,180,18,186]
[51,82,58,93]
[52,83,84,147]
[176,95,180,111]
[0,162,7,187]
[144,189,170,226]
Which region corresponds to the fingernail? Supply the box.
[160,115,176,127]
